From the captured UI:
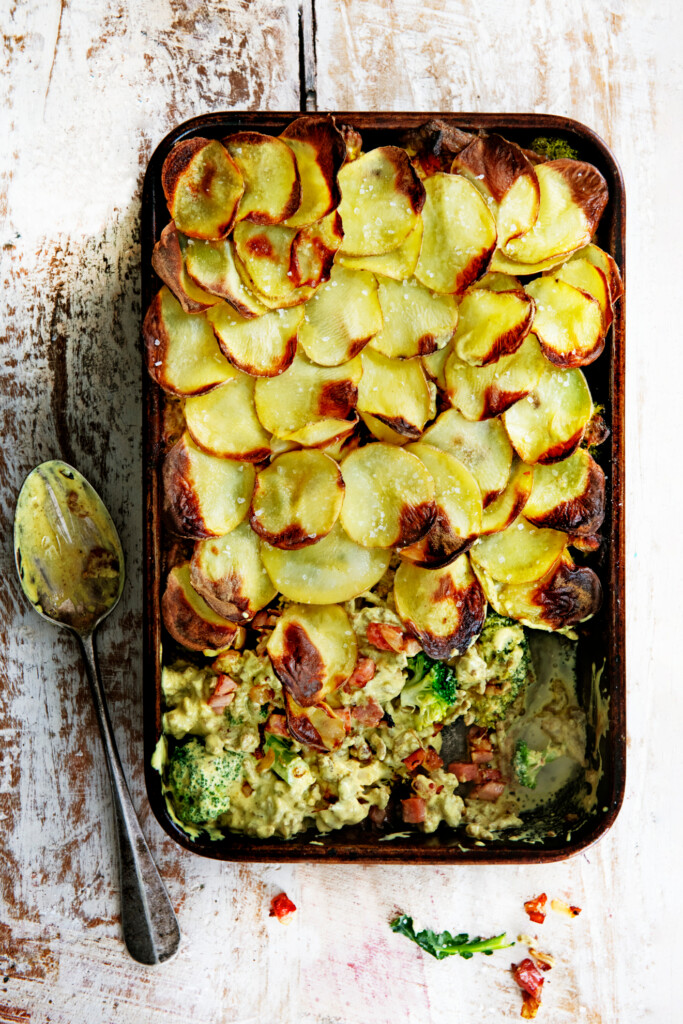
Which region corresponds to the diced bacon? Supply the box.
[351,698,384,727]
[265,713,289,737]
[401,796,427,823]
[402,637,423,656]
[343,657,376,691]
[524,893,548,925]
[512,958,545,1000]
[468,726,494,763]
[368,805,387,826]
[479,767,505,783]
[422,747,443,772]
[403,749,426,771]
[551,898,582,918]
[471,748,494,764]
[469,781,506,801]
[448,761,481,783]
[335,708,352,728]
[366,622,421,655]
[208,674,239,712]
[269,892,296,923]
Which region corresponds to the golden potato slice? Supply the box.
[284,693,348,752]
[223,131,300,224]
[422,409,513,506]
[184,373,271,462]
[421,342,452,391]
[336,218,424,280]
[280,114,347,228]
[250,450,344,549]
[480,457,534,536]
[338,146,425,256]
[570,243,623,307]
[551,257,612,329]
[526,276,604,368]
[267,603,356,705]
[260,522,391,604]
[472,271,524,293]
[290,212,344,288]
[163,431,255,538]
[399,443,482,567]
[162,137,244,239]
[453,285,534,366]
[522,448,605,536]
[502,363,593,464]
[445,334,547,421]
[298,265,382,365]
[359,412,410,446]
[340,443,436,549]
[414,173,497,294]
[183,237,268,318]
[488,247,571,276]
[143,287,234,396]
[151,222,221,313]
[162,563,243,652]
[394,555,486,659]
[469,515,567,585]
[190,521,277,621]
[206,302,302,377]
[357,348,435,438]
[370,277,457,358]
[232,221,313,309]
[283,417,360,449]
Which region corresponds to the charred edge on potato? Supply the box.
[317,380,358,418]
[400,508,475,568]
[553,159,609,231]
[280,115,347,211]
[161,137,210,203]
[224,131,302,224]
[270,623,326,706]
[405,578,487,660]
[152,222,210,313]
[526,460,606,536]
[452,134,539,204]
[531,561,603,629]
[395,501,438,549]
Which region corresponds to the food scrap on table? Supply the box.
[269,892,297,924]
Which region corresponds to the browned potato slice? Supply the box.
[233,221,313,309]
[526,276,604,368]
[422,409,513,506]
[206,302,302,377]
[421,342,452,390]
[552,257,612,329]
[570,243,623,306]
[470,515,567,585]
[283,417,360,449]
[163,431,255,538]
[183,237,268,318]
[399,443,482,567]
[260,522,391,603]
[472,271,524,293]
[336,218,424,280]
[143,287,235,396]
[280,114,347,228]
[298,265,382,365]
[480,457,534,536]
[502,363,592,464]
[414,173,497,294]
[359,412,410,446]
[162,137,244,239]
[370,277,457,358]
[522,448,605,536]
[151,222,221,313]
[338,146,425,256]
[290,212,344,287]
[184,373,271,462]
[357,348,435,438]
[284,692,348,752]
[162,563,243,651]
[401,119,473,176]
[223,131,300,224]
[191,521,277,621]
[445,334,547,421]
[453,285,534,366]
[489,247,572,276]
[394,555,486,659]
[267,603,356,705]
[250,450,344,549]
[340,443,436,549]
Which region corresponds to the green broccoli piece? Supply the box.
[513,739,561,789]
[530,136,579,160]
[167,739,243,824]
[462,612,531,728]
[263,734,308,786]
[400,652,458,729]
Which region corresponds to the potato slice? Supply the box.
[336,218,424,280]
[421,342,452,391]
[232,221,313,309]
[338,146,425,256]
[422,409,513,506]
[163,431,255,538]
[223,131,300,224]
[414,173,497,294]
[399,443,482,567]
[445,333,547,421]
[184,373,271,462]
[340,443,436,549]
[190,521,277,622]
[359,412,410,446]
[183,237,268,318]
[394,555,486,659]
[284,693,348,752]
[502,363,592,464]
[401,119,473,176]
[489,248,571,276]
[357,348,435,438]
[469,515,567,585]
[298,265,382,365]
[162,137,244,239]
[162,563,243,651]
[370,277,457,358]
[143,287,235,396]
[472,271,524,293]
[280,114,347,228]
[290,212,344,288]
[267,603,356,705]
[522,448,605,536]
[453,285,534,366]
[525,276,604,368]
[480,458,534,536]
[260,522,391,603]
[151,222,221,313]
[250,450,344,549]
[206,302,302,377]
[551,257,612,329]
[570,243,623,307]
[283,417,360,449]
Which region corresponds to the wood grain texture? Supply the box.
[0,0,679,1021]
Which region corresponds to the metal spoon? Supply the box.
[14,460,180,965]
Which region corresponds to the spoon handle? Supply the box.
[79,632,181,964]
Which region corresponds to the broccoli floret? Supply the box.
[513,739,561,789]
[263,734,308,786]
[462,612,531,728]
[167,739,243,824]
[400,652,458,729]
[530,136,579,160]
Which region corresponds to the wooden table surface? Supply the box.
[1,1,679,1021]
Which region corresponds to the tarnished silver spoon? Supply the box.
[14,460,180,965]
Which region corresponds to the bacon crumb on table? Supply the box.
[524,893,548,925]
[269,893,297,923]
[512,958,545,1019]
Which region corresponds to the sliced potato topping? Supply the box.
[190,521,277,621]
[260,522,391,603]
[162,563,243,651]
[184,373,272,462]
[422,408,513,506]
[337,218,424,280]
[472,271,524,293]
[280,114,346,228]
[183,237,268,318]
[338,146,425,256]
[453,285,534,366]
[480,457,534,536]
[284,692,348,752]
[470,515,567,585]
[522,448,605,535]
[224,131,301,224]
[552,257,612,329]
[298,265,382,365]
[233,221,313,308]
[163,431,255,538]
[340,443,437,549]
[445,333,547,421]
[570,243,623,306]
[267,603,356,705]
[394,555,486,659]
[162,137,244,239]
[357,348,435,438]
[207,302,302,377]
[502,363,593,464]
[151,222,221,313]
[290,212,344,288]
[370,277,457,358]
[489,247,571,276]
[250,450,344,549]
[421,342,452,391]
[359,411,410,446]
[525,276,604,368]
[281,417,359,449]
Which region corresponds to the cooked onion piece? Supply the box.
[162,137,244,239]
[445,334,546,421]
[233,221,313,308]
[223,131,301,224]
[338,146,425,256]
[394,555,486,659]
[163,431,255,538]
[284,693,348,752]
[357,348,435,438]
[267,603,357,705]
[143,287,234,395]
[162,563,243,651]
[290,212,344,288]
[470,515,567,585]
[422,409,513,506]
[151,222,221,313]
[340,443,436,549]
[359,412,410,446]
[183,237,268,318]
[250,450,344,549]
[206,302,302,377]
[480,457,534,536]
[570,243,623,307]
[525,276,604,368]
[298,265,382,365]
[551,257,612,329]
[370,277,457,358]
[260,522,391,603]
[280,114,346,228]
[191,521,277,621]
[184,373,272,462]
[414,173,497,294]
[337,218,424,280]
[453,285,534,366]
[502,363,592,464]
[522,448,605,536]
